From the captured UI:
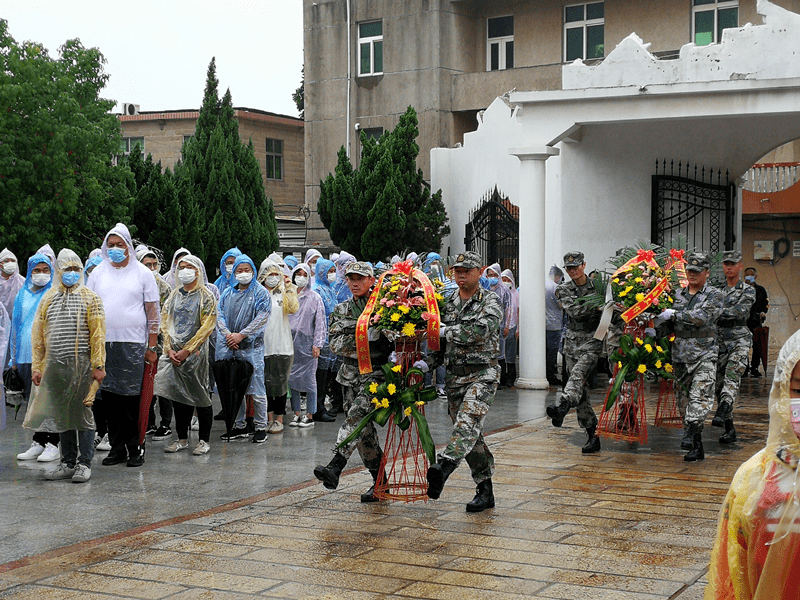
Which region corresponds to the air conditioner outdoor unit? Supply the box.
[123,103,140,116]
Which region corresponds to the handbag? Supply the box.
[3,368,24,393]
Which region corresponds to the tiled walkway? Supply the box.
[0,376,771,599]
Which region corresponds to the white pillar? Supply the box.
[509,146,559,390]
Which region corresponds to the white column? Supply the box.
[509,146,559,390]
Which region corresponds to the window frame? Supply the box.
[691,0,738,46]
[358,20,384,77]
[119,137,145,155]
[265,138,283,181]
[563,2,605,63]
[486,15,514,72]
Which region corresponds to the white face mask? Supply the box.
[265,275,280,288]
[504,280,513,289]
[235,271,253,285]
[327,272,337,284]
[31,273,50,287]
[225,264,234,275]
[178,268,197,285]
[2,262,16,275]
[294,276,308,289]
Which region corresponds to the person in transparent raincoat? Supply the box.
[214,247,242,296]
[0,248,25,324]
[154,255,217,455]
[287,263,327,428]
[257,258,298,434]
[706,329,800,599]
[12,252,59,461]
[216,254,271,442]
[163,247,190,288]
[311,257,338,422]
[22,250,105,482]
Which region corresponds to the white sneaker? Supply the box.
[164,440,189,453]
[288,415,302,427]
[72,464,91,483]
[37,443,61,462]
[298,415,314,428]
[190,416,199,431]
[44,463,76,480]
[268,420,284,434]
[96,434,111,452]
[17,442,45,461]
[192,440,210,455]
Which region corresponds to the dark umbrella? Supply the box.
[755,326,769,373]
[138,361,158,446]
[211,356,254,436]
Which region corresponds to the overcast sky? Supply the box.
[3,1,304,117]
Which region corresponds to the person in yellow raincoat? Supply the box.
[23,249,106,483]
[706,329,800,599]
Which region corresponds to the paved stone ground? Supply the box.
[0,374,773,599]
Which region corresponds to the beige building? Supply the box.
[304,0,799,245]
[119,108,306,245]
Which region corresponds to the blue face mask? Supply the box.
[487,277,499,286]
[61,271,81,287]
[744,275,755,284]
[107,248,126,263]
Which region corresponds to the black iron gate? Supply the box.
[464,186,519,279]
[651,160,736,254]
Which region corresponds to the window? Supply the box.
[359,21,383,76]
[693,0,738,46]
[564,2,604,62]
[487,16,514,71]
[183,135,194,145]
[360,127,383,143]
[265,138,283,180]
[119,137,144,156]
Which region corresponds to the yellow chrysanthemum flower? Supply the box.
[401,322,416,337]
[668,297,674,304]
[655,360,663,369]
[415,401,425,406]
[371,397,380,406]
[390,285,400,292]
[665,363,674,373]
[635,337,644,345]
[398,305,410,314]
[390,313,401,322]
[656,345,663,353]
[617,361,623,369]
[637,364,647,374]
[612,278,620,284]
[387,383,397,395]
[381,399,390,408]
[392,365,402,373]
[634,277,643,283]
[635,293,645,303]
[403,407,412,417]
[369,382,378,393]
[619,289,629,298]
[644,344,653,353]
[435,293,443,301]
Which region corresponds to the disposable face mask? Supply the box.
[745,275,755,284]
[31,273,50,287]
[61,271,81,287]
[107,248,126,263]
[791,399,800,440]
[327,272,337,284]
[503,280,513,289]
[178,268,197,285]
[235,271,253,285]
[486,277,499,286]
[2,262,16,275]
[265,275,280,288]
[294,276,309,288]
[225,264,234,275]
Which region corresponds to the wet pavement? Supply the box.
[0,372,773,599]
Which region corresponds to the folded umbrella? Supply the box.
[755,326,769,373]
[211,356,254,437]
[138,361,158,446]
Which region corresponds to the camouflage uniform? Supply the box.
[329,294,391,471]
[671,283,724,425]
[715,280,754,412]
[553,275,603,430]
[436,285,503,484]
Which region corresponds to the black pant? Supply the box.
[315,368,330,414]
[103,391,142,458]
[267,394,287,416]
[174,402,212,442]
[148,395,173,428]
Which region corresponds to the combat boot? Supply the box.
[360,469,384,503]
[546,402,570,428]
[581,426,601,454]
[426,456,458,499]
[680,425,693,450]
[313,452,348,490]
[711,401,732,428]
[684,423,705,462]
[719,419,737,444]
[466,479,495,513]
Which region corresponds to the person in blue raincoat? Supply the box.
[311,257,338,422]
[12,252,59,461]
[213,247,242,296]
[216,254,271,443]
[333,251,356,303]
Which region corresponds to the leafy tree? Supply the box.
[0,19,134,261]
[292,67,304,119]
[317,106,449,262]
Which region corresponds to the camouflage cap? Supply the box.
[345,261,374,278]
[452,251,482,269]
[685,252,710,272]
[721,249,743,263]
[563,251,584,267]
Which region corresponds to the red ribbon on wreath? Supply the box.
[666,248,688,288]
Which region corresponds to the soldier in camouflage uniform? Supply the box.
[313,262,392,502]
[426,251,503,512]
[711,250,754,444]
[658,252,723,461]
[546,251,603,454]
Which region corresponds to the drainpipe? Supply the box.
[346,0,352,159]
